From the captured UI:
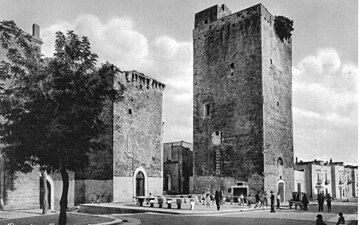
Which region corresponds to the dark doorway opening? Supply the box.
[136,172,145,196]
[278,182,285,202]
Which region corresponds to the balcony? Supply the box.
[317,179,323,185]
[347,180,352,185]
[325,179,330,185]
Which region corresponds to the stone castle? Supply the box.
[1,3,297,209]
[193,4,294,202]
[0,24,165,209]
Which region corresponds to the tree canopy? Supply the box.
[0,21,123,173]
[0,20,124,224]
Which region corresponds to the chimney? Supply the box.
[295,157,298,164]
[32,24,40,38]
[330,158,332,164]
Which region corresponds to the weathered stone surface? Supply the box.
[113,71,165,178]
[193,4,294,200]
[163,141,193,194]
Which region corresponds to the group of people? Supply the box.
[316,213,345,225]
[317,193,333,212]
[236,190,282,212]
[202,190,224,211]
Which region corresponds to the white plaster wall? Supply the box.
[147,177,163,197]
[294,170,306,193]
[113,176,163,202]
[113,177,133,202]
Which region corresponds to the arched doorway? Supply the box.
[277,181,285,203]
[136,171,145,196]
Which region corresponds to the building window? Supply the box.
[277,157,283,166]
[212,131,222,145]
[277,101,280,107]
[230,63,235,76]
[204,103,210,117]
[128,109,132,115]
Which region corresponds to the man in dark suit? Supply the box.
[215,190,222,211]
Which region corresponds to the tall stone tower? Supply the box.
[193,4,294,202]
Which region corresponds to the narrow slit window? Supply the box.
[128,109,132,115]
[230,63,235,76]
[204,103,210,117]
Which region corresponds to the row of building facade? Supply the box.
[294,158,358,200]
[163,142,358,202]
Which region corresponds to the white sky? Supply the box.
[0,0,357,165]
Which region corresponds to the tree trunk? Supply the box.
[40,169,48,214]
[58,168,69,225]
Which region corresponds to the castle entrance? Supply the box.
[136,171,145,196]
[278,181,285,202]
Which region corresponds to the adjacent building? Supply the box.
[294,159,332,199]
[295,158,358,200]
[163,141,193,195]
[193,3,294,202]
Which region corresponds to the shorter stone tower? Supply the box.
[113,71,165,202]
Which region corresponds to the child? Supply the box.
[316,214,326,225]
[336,212,345,225]
[205,193,211,208]
[189,198,195,210]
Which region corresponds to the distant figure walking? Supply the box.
[270,191,275,213]
[316,214,327,225]
[276,192,281,209]
[326,194,332,212]
[239,193,245,206]
[215,190,222,211]
[263,191,268,207]
[302,193,309,211]
[336,212,345,225]
[254,191,261,209]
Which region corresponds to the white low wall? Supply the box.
[113,176,163,202]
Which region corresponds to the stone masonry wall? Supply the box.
[193,5,264,187]
[113,71,165,178]
[261,6,294,201]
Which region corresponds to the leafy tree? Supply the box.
[0,21,124,224]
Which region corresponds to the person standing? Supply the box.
[270,191,275,213]
[215,190,222,211]
[326,194,332,212]
[205,193,211,208]
[263,191,268,207]
[254,191,261,209]
[276,192,281,209]
[302,193,309,211]
[318,193,324,212]
[239,193,244,206]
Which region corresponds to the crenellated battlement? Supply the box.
[194,4,274,31]
[121,70,165,91]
